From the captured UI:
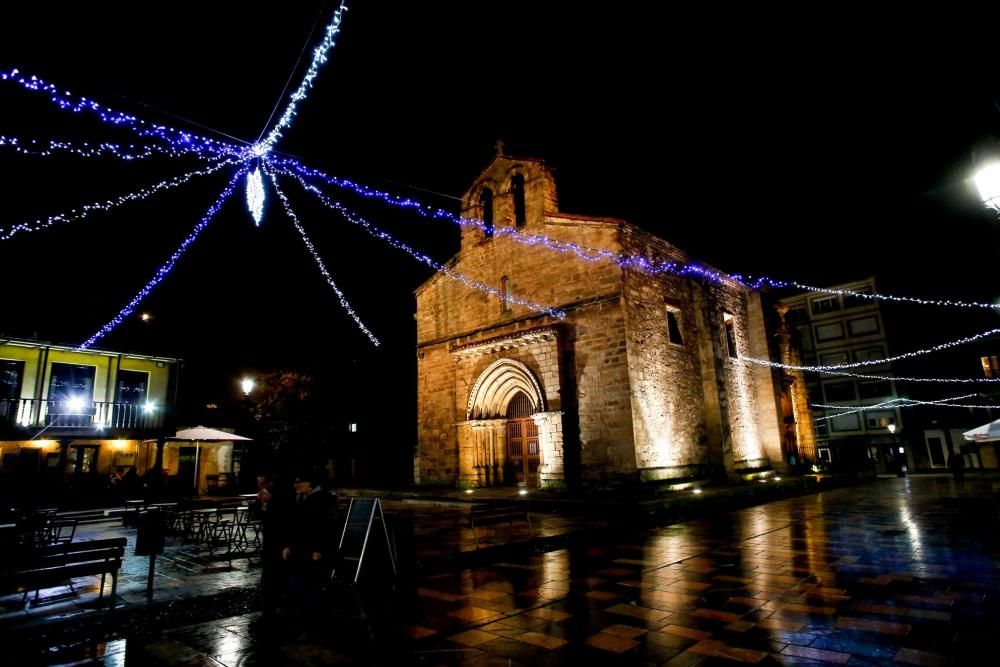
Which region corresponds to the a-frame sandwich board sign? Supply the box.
[336,497,396,583]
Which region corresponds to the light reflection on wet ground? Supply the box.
[8,476,1000,665]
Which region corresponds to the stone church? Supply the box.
[415,152,790,489]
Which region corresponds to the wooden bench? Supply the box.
[467,502,531,548]
[0,537,127,608]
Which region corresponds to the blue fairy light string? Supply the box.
[78,167,248,349]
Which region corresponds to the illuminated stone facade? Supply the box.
[415,153,787,488]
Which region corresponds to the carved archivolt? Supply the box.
[466,358,546,420]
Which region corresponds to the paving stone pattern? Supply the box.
[4,477,998,665]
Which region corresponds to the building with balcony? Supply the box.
[415,152,791,490]
[0,338,180,483]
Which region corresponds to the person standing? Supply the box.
[250,471,291,632]
[948,447,965,485]
[281,470,336,617]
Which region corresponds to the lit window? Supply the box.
[348,423,357,433]
[982,355,1000,379]
[865,411,896,429]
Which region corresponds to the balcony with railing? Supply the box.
[0,398,166,434]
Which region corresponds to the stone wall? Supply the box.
[415,154,785,488]
[619,227,781,480]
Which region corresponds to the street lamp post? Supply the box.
[888,423,906,477]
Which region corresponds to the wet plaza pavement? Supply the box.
[4,476,1000,665]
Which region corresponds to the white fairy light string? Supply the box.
[253,1,348,157]
[815,394,999,420]
[276,156,1000,312]
[811,393,979,411]
[275,167,567,320]
[268,169,380,346]
[739,357,1000,384]
[0,157,239,241]
[0,134,212,160]
[743,326,1000,372]
[7,1,998,353]
[0,68,243,157]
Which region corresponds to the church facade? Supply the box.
[415,154,789,489]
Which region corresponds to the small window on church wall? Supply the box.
[511,174,526,227]
[501,276,512,313]
[479,188,494,238]
[666,304,684,345]
[723,312,738,358]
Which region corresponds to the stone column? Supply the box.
[456,420,505,488]
[532,411,565,490]
[491,420,507,486]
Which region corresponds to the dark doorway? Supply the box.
[178,446,197,492]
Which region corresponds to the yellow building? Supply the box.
[0,338,180,480]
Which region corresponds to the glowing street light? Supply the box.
[974,162,1000,214]
[240,377,255,396]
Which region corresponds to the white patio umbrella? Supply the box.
[963,418,1000,443]
[169,427,252,492]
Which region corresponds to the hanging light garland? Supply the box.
[268,168,380,346]
[739,357,1000,384]
[243,1,348,225]
[275,167,567,320]
[0,157,240,241]
[6,1,996,360]
[812,393,979,412]
[815,393,999,420]
[276,156,1000,312]
[744,326,1000,372]
[1,68,241,157]
[253,1,348,157]
[78,168,248,349]
[0,134,212,160]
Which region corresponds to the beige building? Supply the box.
[0,338,180,480]
[415,153,791,489]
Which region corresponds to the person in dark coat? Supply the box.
[948,448,965,484]
[281,470,336,612]
[250,471,294,632]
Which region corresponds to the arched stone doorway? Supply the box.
[457,359,562,489]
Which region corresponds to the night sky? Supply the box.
[2,3,999,430]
